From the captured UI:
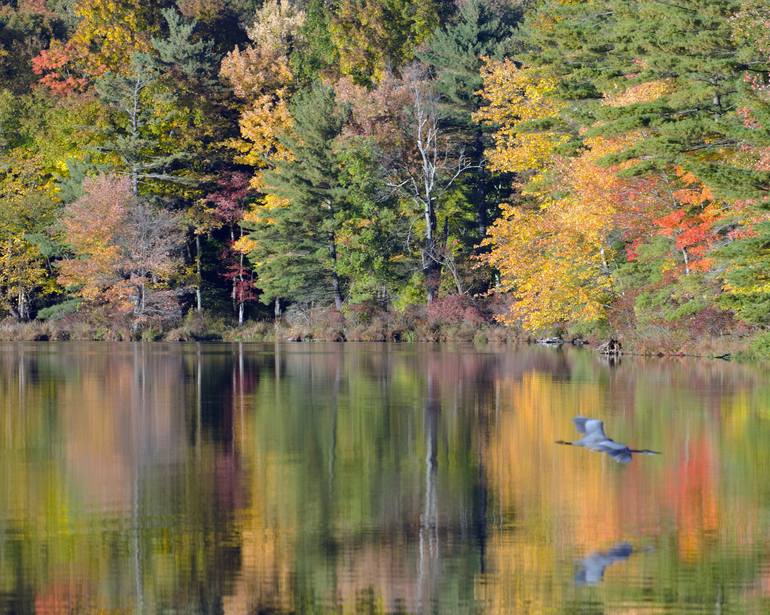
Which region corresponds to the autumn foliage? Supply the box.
[31,40,88,95]
[2,0,770,345]
[59,175,182,323]
[475,0,770,336]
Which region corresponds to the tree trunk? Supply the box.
[424,258,441,304]
[328,237,343,311]
[424,199,441,305]
[129,76,141,198]
[17,289,28,321]
[332,273,344,311]
[236,226,246,325]
[230,227,237,312]
[419,369,440,603]
[195,234,202,313]
[474,132,488,239]
[274,297,282,321]
[131,167,138,198]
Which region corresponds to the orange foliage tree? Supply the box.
[478,69,670,330]
[31,40,89,95]
[58,175,183,323]
[654,170,724,275]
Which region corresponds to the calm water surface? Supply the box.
[1,342,770,614]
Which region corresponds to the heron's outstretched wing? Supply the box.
[573,417,606,438]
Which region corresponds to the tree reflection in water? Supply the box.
[0,343,769,613]
[574,542,634,586]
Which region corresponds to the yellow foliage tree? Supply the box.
[0,237,50,320]
[220,0,302,188]
[474,54,682,331]
[477,59,618,330]
[482,129,644,330]
[474,58,566,186]
[71,0,154,75]
[329,0,439,85]
[602,79,675,108]
[484,202,614,330]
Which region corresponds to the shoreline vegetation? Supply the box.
[2,1,770,360]
[0,306,758,362]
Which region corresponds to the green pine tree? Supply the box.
[519,0,770,198]
[290,0,340,84]
[248,83,350,309]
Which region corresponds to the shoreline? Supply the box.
[0,318,757,362]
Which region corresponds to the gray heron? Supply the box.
[556,417,661,464]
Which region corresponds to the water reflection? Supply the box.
[0,343,770,613]
[574,542,634,586]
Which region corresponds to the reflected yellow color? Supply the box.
[1,344,770,613]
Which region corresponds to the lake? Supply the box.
[1,342,769,614]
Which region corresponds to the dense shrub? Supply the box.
[426,295,484,327]
[736,332,770,362]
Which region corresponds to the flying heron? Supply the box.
[556,417,661,464]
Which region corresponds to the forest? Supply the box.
[1,0,769,354]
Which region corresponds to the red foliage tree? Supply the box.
[31,40,88,95]
[654,171,723,274]
[206,172,257,324]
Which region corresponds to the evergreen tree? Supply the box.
[334,136,409,304]
[94,8,225,199]
[247,83,350,309]
[151,8,217,84]
[717,223,770,325]
[95,53,185,197]
[420,0,514,131]
[520,0,770,197]
[290,0,339,84]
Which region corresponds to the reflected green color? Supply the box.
[1,343,770,614]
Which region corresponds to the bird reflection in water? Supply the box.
[556,417,661,464]
[574,543,634,585]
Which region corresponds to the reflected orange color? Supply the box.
[223,522,294,615]
[481,371,629,612]
[664,434,719,562]
[225,412,295,615]
[334,541,421,613]
[475,539,562,614]
[34,580,122,615]
[487,371,630,547]
[4,345,770,613]
[34,583,80,615]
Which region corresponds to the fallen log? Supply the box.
[598,338,622,356]
[537,337,564,346]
